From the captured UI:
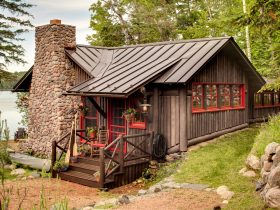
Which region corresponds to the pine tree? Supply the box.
[0,0,33,71]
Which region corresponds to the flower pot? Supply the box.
[124,114,135,122]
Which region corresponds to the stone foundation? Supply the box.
[21,21,79,157]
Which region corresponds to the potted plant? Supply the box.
[78,102,89,116]
[122,108,136,122]
[87,127,98,139]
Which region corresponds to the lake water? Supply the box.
[0,91,23,139]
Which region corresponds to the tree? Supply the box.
[0,0,33,71]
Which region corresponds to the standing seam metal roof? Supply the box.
[65,37,263,96]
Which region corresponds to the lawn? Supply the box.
[174,125,270,210]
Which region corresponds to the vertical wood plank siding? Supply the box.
[253,107,280,120]
[187,52,248,140]
[74,63,91,85]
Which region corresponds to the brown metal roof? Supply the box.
[66,37,237,96]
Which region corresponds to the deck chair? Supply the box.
[91,130,109,156]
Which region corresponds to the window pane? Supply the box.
[232,85,241,107]
[206,85,217,108]
[192,85,203,109]
[264,93,272,105]
[254,94,262,106]
[220,85,231,107]
[274,93,279,105]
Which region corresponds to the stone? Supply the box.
[162,181,181,189]
[263,161,273,172]
[169,153,181,160]
[261,169,271,183]
[264,187,280,208]
[180,183,209,190]
[11,168,26,176]
[118,195,130,204]
[216,186,234,200]
[148,185,162,193]
[21,177,27,180]
[138,189,147,196]
[242,170,256,177]
[261,155,268,168]
[149,160,158,166]
[267,166,280,187]
[222,200,229,204]
[265,142,280,156]
[246,155,261,170]
[165,155,174,162]
[272,147,280,167]
[30,171,41,178]
[256,180,266,191]
[239,167,247,174]
[81,207,95,210]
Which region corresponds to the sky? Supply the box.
[7,0,96,72]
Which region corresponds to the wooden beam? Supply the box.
[152,87,159,133]
[88,96,107,119]
[179,87,188,151]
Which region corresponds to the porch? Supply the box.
[51,128,154,188]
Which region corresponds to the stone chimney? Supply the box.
[26,20,78,156]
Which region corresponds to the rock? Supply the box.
[162,181,181,189]
[238,167,247,174]
[243,170,256,177]
[11,168,26,176]
[7,148,15,153]
[246,155,261,170]
[81,207,95,210]
[138,189,147,196]
[148,185,162,193]
[264,187,280,208]
[118,195,130,204]
[260,184,271,198]
[222,200,229,204]
[261,155,268,168]
[265,142,279,156]
[272,147,280,167]
[30,171,41,178]
[261,169,271,183]
[263,161,273,172]
[256,180,266,191]
[216,186,234,200]
[169,153,181,160]
[165,155,174,162]
[8,164,16,170]
[180,183,209,190]
[149,160,158,166]
[267,166,280,187]
[21,177,27,180]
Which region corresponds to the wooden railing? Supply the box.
[99,132,154,187]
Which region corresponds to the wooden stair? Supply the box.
[59,157,114,188]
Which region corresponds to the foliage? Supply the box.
[251,115,280,157]
[173,126,268,209]
[78,102,88,116]
[16,92,29,126]
[0,0,33,71]
[122,108,136,116]
[88,0,280,88]
[86,126,98,134]
[0,70,26,89]
[53,154,68,172]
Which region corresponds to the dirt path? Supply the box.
[115,189,222,210]
[4,178,100,209]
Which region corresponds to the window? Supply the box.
[128,97,146,129]
[192,85,203,109]
[220,85,231,107]
[254,94,262,107]
[192,83,245,113]
[264,93,272,106]
[274,93,280,105]
[205,85,218,108]
[83,97,98,128]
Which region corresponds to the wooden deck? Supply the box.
[51,130,153,188]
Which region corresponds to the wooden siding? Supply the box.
[74,62,91,85]
[187,52,248,140]
[253,107,280,120]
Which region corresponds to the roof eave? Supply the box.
[12,66,33,92]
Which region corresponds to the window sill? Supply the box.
[192,107,245,113]
[254,105,280,109]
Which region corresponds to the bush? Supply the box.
[251,114,280,157]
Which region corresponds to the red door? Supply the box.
[108,98,127,144]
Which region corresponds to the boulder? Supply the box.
[261,155,268,168]
[272,147,280,167]
[261,169,270,184]
[246,155,261,170]
[264,187,280,208]
[165,155,175,162]
[29,171,41,178]
[263,161,273,172]
[11,168,26,176]
[118,195,130,204]
[243,170,256,177]
[267,166,280,187]
[138,189,147,196]
[148,185,162,193]
[216,186,235,200]
[265,142,279,156]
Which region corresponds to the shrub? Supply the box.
[251,114,280,157]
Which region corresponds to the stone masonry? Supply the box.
[21,20,78,156]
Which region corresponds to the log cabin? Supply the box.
[12,20,280,188]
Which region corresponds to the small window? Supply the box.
[128,97,146,129]
[254,94,262,106]
[232,85,242,107]
[220,85,231,107]
[264,93,272,106]
[192,85,203,109]
[274,93,280,105]
[205,84,217,108]
[83,97,98,128]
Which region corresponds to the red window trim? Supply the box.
[128,97,147,130]
[192,83,246,113]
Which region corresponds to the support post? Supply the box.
[69,129,75,157]
[179,87,188,151]
[99,148,105,188]
[51,140,57,178]
[119,135,124,173]
[150,131,154,160]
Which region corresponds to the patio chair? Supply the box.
[90,130,109,156]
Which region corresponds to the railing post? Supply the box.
[51,140,57,178]
[69,129,75,158]
[99,148,105,188]
[119,135,124,173]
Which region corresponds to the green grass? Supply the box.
[251,115,280,157]
[173,126,268,210]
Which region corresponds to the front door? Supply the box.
[108,98,127,143]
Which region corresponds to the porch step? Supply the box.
[69,162,99,174]
[59,170,114,188]
[77,157,101,166]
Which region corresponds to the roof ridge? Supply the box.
[76,36,232,50]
